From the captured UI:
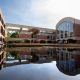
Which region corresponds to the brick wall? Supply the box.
[37,34,47,40]
[19,33,31,38]
[74,23,80,37]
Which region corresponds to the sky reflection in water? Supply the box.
[0,47,80,80]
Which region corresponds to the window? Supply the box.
[61,34,63,38]
[1,19,4,25]
[47,36,49,39]
[0,14,1,21]
[70,32,73,37]
[65,31,67,38]
[57,21,73,32]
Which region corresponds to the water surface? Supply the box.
[0,47,80,80]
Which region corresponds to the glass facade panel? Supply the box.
[57,21,74,41]
[57,21,73,32]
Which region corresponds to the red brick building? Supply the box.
[19,31,56,43]
[56,17,80,43]
[6,23,56,43]
[19,32,31,39]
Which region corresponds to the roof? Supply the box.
[56,17,80,28]
[6,23,55,33]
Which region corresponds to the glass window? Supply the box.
[57,21,73,32]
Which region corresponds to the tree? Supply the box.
[28,28,39,38]
[10,32,19,38]
[7,32,11,37]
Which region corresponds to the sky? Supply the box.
[0,0,80,29]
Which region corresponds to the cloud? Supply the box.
[28,0,80,29]
[1,0,80,29]
[30,0,80,16]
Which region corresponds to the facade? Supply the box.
[6,23,56,43]
[56,48,80,76]
[19,32,31,39]
[19,31,56,43]
[31,31,56,43]
[56,17,80,43]
[0,9,6,69]
[0,9,6,44]
[0,49,6,69]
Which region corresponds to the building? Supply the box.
[6,47,56,65]
[0,9,6,44]
[0,9,6,69]
[0,48,6,69]
[56,17,80,43]
[56,48,80,76]
[6,23,56,43]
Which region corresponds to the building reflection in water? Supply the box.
[0,45,6,70]
[1,47,80,76]
[56,48,80,76]
[5,47,56,65]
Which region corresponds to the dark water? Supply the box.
[0,47,80,80]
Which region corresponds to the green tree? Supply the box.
[10,32,19,38]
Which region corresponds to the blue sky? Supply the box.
[0,0,80,29]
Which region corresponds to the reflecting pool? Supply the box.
[0,47,80,80]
